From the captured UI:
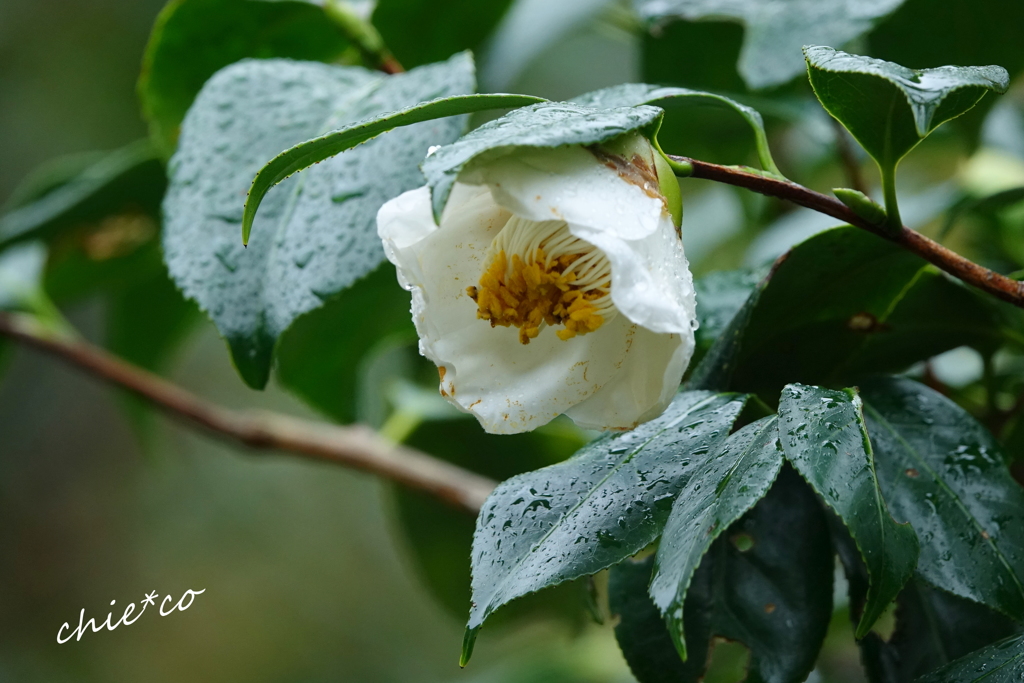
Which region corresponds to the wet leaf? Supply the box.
[861,376,1024,621]
[706,466,834,683]
[162,53,474,388]
[805,46,1008,171]
[396,417,586,622]
[915,632,1024,683]
[860,580,1020,682]
[688,226,1004,399]
[868,0,1024,145]
[610,554,713,683]
[242,92,543,244]
[422,101,664,220]
[778,383,918,638]
[463,390,750,660]
[571,83,779,174]
[139,0,351,156]
[649,415,784,658]
[635,0,907,89]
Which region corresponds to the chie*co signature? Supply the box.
[57,588,205,643]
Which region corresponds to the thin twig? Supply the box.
[672,155,1024,309]
[0,312,494,515]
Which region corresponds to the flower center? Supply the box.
[467,215,616,344]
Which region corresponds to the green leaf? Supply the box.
[688,226,1004,399]
[139,0,352,156]
[373,0,513,70]
[396,417,587,621]
[612,467,834,683]
[706,466,834,683]
[571,83,780,174]
[686,269,766,393]
[915,633,1024,683]
[804,46,1008,230]
[650,415,784,659]
[861,376,1024,621]
[275,263,414,422]
[0,140,165,249]
[635,0,908,89]
[162,53,474,389]
[463,390,750,656]
[805,46,1009,145]
[610,554,713,683]
[691,266,767,362]
[860,580,1020,682]
[422,101,664,220]
[868,0,1024,146]
[778,383,918,638]
[242,92,544,244]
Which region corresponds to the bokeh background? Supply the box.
[4,0,1022,680]
[0,2,659,681]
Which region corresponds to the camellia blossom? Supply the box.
[377,132,697,434]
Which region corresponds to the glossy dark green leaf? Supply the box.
[610,554,713,683]
[805,46,1008,205]
[778,383,918,638]
[139,0,351,156]
[915,633,1024,683]
[707,466,834,683]
[860,580,1020,683]
[163,53,474,389]
[373,0,513,70]
[571,84,779,174]
[635,0,907,89]
[691,226,1004,400]
[395,417,586,620]
[422,101,664,220]
[691,266,767,360]
[861,376,1024,621]
[686,270,766,393]
[868,0,1024,145]
[0,140,165,249]
[463,390,750,658]
[242,92,544,243]
[650,415,784,658]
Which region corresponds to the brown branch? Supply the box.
[0,312,494,515]
[673,155,1024,309]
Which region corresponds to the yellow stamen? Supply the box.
[466,215,616,344]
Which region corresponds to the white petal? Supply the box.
[564,328,692,431]
[378,182,682,434]
[461,145,663,240]
[461,146,697,335]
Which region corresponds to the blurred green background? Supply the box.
[5,0,1021,680]
[0,1,645,681]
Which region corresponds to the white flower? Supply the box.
[376,133,697,434]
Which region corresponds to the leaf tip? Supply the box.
[666,613,689,662]
[460,626,479,668]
